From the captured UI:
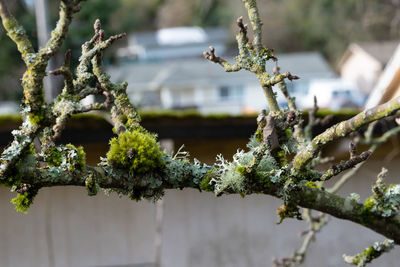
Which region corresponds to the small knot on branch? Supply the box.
[349,141,357,159]
[98,29,105,42]
[237,16,247,34]
[203,46,218,62]
[288,74,300,81]
[94,19,101,33]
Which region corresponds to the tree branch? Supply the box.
[0,0,34,63]
[39,0,83,60]
[293,96,400,173]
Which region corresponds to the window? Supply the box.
[218,85,243,101]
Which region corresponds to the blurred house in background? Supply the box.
[116,27,230,62]
[109,52,336,114]
[339,41,399,96]
[366,43,400,108]
[110,27,344,113]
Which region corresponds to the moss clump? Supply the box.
[85,175,98,196]
[46,147,63,167]
[255,129,263,142]
[28,110,45,125]
[11,188,38,213]
[235,165,247,176]
[66,144,86,170]
[107,130,163,174]
[305,181,320,189]
[276,202,302,224]
[200,169,217,192]
[44,144,86,171]
[364,196,376,210]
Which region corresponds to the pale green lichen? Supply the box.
[211,137,278,195]
[43,144,86,171]
[362,169,400,218]
[343,239,395,267]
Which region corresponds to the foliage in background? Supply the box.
[0,0,399,101]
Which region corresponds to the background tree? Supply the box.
[1,0,399,101]
[0,0,400,266]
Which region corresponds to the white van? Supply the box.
[297,79,366,110]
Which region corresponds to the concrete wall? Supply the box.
[0,139,399,266]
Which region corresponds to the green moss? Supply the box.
[360,196,376,225]
[276,202,302,224]
[257,171,271,189]
[236,165,247,175]
[314,108,359,118]
[11,189,38,213]
[28,111,44,125]
[200,169,217,192]
[44,145,86,171]
[255,129,263,142]
[273,149,288,167]
[85,175,98,196]
[106,130,163,174]
[305,181,320,189]
[349,246,381,266]
[364,196,376,210]
[46,147,63,167]
[66,144,86,170]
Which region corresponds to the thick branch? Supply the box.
[242,0,263,52]
[39,0,82,60]
[0,0,34,62]
[203,46,242,72]
[15,160,400,244]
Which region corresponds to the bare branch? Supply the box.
[320,142,372,181]
[273,65,297,111]
[242,0,263,52]
[203,46,242,72]
[293,96,400,174]
[343,239,395,267]
[49,49,74,94]
[39,0,84,60]
[0,0,34,62]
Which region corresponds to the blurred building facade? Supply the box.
[109,52,337,114]
[110,27,347,113]
[366,43,400,108]
[339,41,400,95]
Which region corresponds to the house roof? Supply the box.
[365,44,400,108]
[108,52,335,91]
[128,27,230,48]
[339,40,400,68]
[358,41,399,65]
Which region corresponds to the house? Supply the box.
[116,27,230,61]
[339,41,399,95]
[365,43,400,108]
[108,52,336,114]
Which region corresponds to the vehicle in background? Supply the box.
[295,79,366,110]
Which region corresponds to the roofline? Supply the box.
[365,44,400,108]
[338,43,384,69]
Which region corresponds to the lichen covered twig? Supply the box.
[343,239,395,267]
[0,1,400,265]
